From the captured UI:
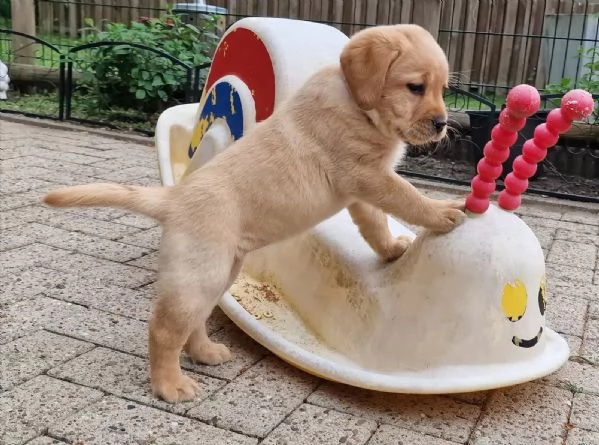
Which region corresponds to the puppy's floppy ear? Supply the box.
[340,27,403,110]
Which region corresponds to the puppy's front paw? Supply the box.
[152,373,199,403]
[383,235,412,262]
[427,200,466,233]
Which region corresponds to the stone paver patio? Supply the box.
[0,117,598,445]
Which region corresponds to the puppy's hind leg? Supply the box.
[148,235,237,403]
[184,258,243,365]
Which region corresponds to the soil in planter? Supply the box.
[402,155,599,200]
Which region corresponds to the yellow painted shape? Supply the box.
[501,279,527,322]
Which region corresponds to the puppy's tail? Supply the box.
[43,183,168,221]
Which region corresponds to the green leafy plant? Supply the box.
[73,6,219,114]
[545,45,599,122]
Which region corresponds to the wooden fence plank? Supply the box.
[460,0,479,83]
[470,0,491,89]
[496,0,519,88]
[12,0,36,64]
[36,0,594,92]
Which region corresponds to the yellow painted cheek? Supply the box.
[501,279,528,322]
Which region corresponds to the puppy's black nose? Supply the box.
[432,117,447,133]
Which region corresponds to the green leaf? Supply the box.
[135,89,147,100]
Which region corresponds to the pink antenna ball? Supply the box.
[560,89,595,121]
[506,84,541,118]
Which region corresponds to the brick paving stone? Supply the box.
[50,396,258,445]
[530,226,555,250]
[0,226,38,252]
[0,330,93,391]
[262,403,377,445]
[62,206,130,221]
[181,324,268,381]
[91,156,156,171]
[1,155,111,177]
[547,240,597,270]
[368,424,461,445]
[566,428,599,445]
[40,298,149,356]
[570,393,599,432]
[447,391,490,406]
[589,302,599,319]
[188,356,319,438]
[545,293,588,337]
[112,213,158,229]
[206,306,236,333]
[562,334,583,357]
[93,166,159,182]
[125,176,162,187]
[43,229,151,263]
[0,296,60,344]
[0,243,72,272]
[30,169,100,187]
[0,267,65,306]
[0,189,50,212]
[307,382,480,443]
[2,222,150,262]
[523,216,599,235]
[546,263,595,287]
[0,375,103,445]
[33,146,107,165]
[41,275,152,321]
[541,360,599,395]
[470,383,571,445]
[43,253,155,288]
[580,339,599,365]
[127,251,159,271]
[517,205,564,220]
[585,318,599,340]
[39,212,140,240]
[555,229,599,247]
[0,178,55,195]
[562,210,599,226]
[117,226,162,249]
[1,164,54,182]
[546,283,599,302]
[0,296,148,354]
[48,347,225,415]
[25,437,68,445]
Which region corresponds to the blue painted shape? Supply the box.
[188,81,244,159]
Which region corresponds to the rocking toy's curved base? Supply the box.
[220,293,569,393]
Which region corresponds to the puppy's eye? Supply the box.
[407,83,425,95]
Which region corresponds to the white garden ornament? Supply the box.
[0,60,10,100]
[154,17,593,394]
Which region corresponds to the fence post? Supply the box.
[11,0,36,64]
[411,0,443,39]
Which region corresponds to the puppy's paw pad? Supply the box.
[384,235,412,261]
[152,374,199,403]
[189,342,232,366]
[429,201,467,233]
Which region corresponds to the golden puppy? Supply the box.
[43,24,464,403]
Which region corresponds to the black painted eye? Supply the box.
[538,282,546,316]
[407,83,425,95]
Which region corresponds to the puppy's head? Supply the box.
[341,24,449,146]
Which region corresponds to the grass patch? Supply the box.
[0,91,157,133]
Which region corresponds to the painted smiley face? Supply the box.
[501,277,546,348]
